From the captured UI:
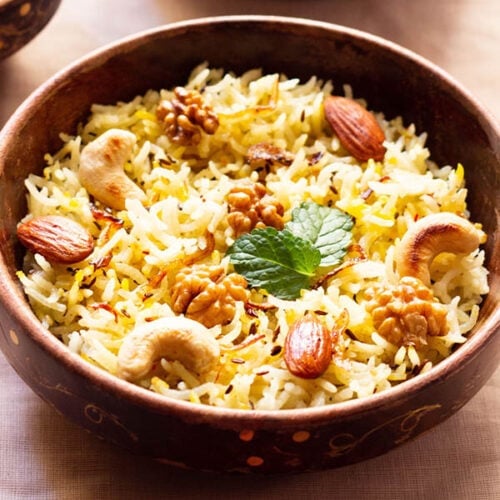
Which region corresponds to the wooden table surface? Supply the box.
[0,1,498,498]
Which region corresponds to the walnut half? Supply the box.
[156,87,219,146]
[227,181,285,237]
[365,276,448,348]
[171,264,249,328]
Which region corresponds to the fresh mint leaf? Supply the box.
[286,202,353,267]
[227,202,354,299]
[227,227,321,300]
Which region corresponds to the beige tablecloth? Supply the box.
[1,1,499,498]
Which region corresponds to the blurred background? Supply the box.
[1,0,499,126]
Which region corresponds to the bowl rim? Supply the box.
[0,0,63,58]
[0,14,499,425]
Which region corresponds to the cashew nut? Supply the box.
[116,316,220,381]
[395,212,482,286]
[79,128,146,210]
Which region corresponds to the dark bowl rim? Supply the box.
[0,0,58,11]
[0,15,499,425]
[0,0,63,59]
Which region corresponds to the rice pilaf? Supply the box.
[16,64,489,410]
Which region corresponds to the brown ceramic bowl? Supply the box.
[0,0,61,59]
[0,16,498,474]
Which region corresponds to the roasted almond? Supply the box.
[324,95,386,162]
[17,215,94,264]
[284,312,333,379]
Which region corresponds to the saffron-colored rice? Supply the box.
[17,64,489,409]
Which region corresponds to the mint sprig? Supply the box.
[286,202,353,267]
[227,228,321,300]
[227,202,353,299]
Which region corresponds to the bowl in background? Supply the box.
[0,0,61,60]
[0,16,498,474]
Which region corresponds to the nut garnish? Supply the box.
[365,276,448,348]
[156,86,219,146]
[395,212,482,287]
[17,215,94,264]
[79,128,146,211]
[171,264,249,328]
[117,316,220,381]
[227,181,285,237]
[324,95,386,162]
[246,142,295,169]
[284,312,333,379]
